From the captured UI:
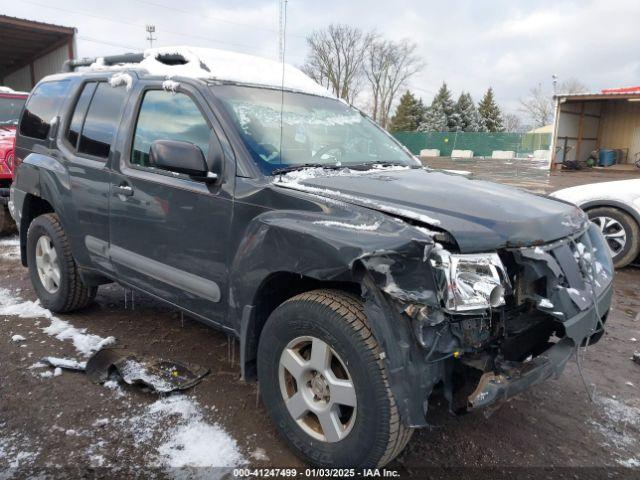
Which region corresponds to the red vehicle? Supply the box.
[0,87,28,234]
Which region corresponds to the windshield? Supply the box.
[0,97,26,126]
[213,85,419,174]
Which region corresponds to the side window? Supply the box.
[66,82,97,148]
[78,83,128,159]
[131,90,211,167]
[19,80,70,140]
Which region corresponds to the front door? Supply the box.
[109,83,233,326]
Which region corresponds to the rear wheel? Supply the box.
[27,213,96,312]
[587,207,640,268]
[257,289,412,468]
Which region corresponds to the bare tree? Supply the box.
[519,84,555,128]
[502,112,523,132]
[520,78,589,128]
[557,78,589,95]
[302,24,375,103]
[364,39,423,128]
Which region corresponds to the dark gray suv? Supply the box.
[10,48,614,468]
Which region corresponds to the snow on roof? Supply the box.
[89,46,333,97]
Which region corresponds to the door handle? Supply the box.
[115,184,134,197]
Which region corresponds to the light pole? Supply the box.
[146,25,157,49]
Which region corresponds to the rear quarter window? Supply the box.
[19,80,70,140]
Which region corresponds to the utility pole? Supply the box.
[552,74,558,94]
[146,25,157,48]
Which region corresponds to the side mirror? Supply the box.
[149,140,214,180]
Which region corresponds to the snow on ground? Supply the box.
[589,394,640,466]
[0,237,19,247]
[43,318,115,357]
[0,288,115,357]
[0,236,20,260]
[0,431,40,471]
[41,356,87,371]
[84,393,245,474]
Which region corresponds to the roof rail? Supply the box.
[61,53,145,72]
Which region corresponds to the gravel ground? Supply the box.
[1,227,639,477]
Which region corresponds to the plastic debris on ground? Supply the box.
[86,348,209,393]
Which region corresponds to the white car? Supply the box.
[550,179,640,268]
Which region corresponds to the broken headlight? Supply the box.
[431,251,510,312]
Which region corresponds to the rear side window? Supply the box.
[78,83,128,159]
[19,80,70,140]
[131,90,211,167]
[66,83,97,148]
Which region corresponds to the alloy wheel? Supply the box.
[35,235,61,294]
[278,335,357,443]
[592,216,627,256]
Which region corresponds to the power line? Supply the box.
[130,0,307,39]
[20,0,276,56]
[77,35,141,51]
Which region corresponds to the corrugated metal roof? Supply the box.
[555,90,640,102]
[0,15,76,82]
[0,14,76,34]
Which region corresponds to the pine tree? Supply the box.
[451,92,484,132]
[478,87,504,132]
[418,102,447,132]
[388,91,426,132]
[418,82,454,132]
[434,82,455,130]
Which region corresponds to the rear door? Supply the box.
[108,81,234,327]
[58,79,130,273]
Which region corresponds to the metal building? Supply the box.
[0,15,77,92]
[551,87,640,172]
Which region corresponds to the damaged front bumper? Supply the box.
[467,280,612,409]
[360,222,614,426]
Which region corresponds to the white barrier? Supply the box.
[491,150,515,159]
[533,149,550,160]
[451,149,474,158]
[419,149,440,158]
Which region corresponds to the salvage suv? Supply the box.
[11,47,614,468]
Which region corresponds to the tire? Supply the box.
[587,207,640,269]
[257,289,412,468]
[0,204,17,236]
[27,213,96,313]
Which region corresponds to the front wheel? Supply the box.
[588,207,640,268]
[257,289,412,468]
[27,213,96,313]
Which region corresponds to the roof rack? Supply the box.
[62,53,144,72]
[61,52,194,72]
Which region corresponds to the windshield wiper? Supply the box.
[347,161,413,171]
[272,163,344,175]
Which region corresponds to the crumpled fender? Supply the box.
[230,204,438,321]
[231,196,442,421]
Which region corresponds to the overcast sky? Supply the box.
[2,0,639,115]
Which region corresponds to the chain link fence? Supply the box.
[392,131,552,158]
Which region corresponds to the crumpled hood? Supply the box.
[277,168,586,252]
